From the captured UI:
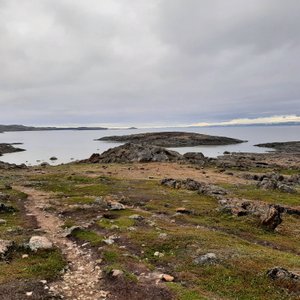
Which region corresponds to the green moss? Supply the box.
[72,229,103,246]
[0,249,66,283]
[103,250,119,263]
[167,283,207,300]
[225,184,300,206]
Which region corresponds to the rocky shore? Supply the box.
[97,131,244,147]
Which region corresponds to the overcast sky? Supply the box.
[0,0,299,127]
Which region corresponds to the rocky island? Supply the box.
[97,131,245,147]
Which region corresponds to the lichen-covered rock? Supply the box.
[161,178,201,190]
[29,236,53,251]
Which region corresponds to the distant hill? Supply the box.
[0,125,108,132]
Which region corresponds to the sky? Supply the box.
[0,0,299,127]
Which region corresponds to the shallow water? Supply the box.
[0,125,299,166]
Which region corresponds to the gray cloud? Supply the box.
[0,0,299,126]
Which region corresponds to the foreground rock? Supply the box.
[85,143,184,163]
[97,131,244,147]
[29,236,53,251]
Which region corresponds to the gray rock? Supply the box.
[29,236,53,251]
[194,253,218,265]
[108,201,125,211]
[129,214,144,221]
[0,239,14,259]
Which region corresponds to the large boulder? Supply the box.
[161,178,201,191]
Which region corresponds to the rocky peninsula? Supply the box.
[256,141,300,153]
[97,131,244,147]
[0,143,25,156]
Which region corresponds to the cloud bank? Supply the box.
[0,0,299,126]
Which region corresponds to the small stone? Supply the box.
[154,251,164,258]
[26,291,33,297]
[161,274,174,282]
[0,219,6,225]
[103,238,114,245]
[22,254,29,259]
[111,269,124,277]
[129,214,144,221]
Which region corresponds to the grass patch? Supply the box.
[72,229,103,246]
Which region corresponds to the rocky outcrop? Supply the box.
[242,172,298,193]
[267,267,300,281]
[183,152,207,165]
[85,143,184,163]
[161,178,227,198]
[97,131,244,147]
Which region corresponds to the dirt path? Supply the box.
[15,186,109,300]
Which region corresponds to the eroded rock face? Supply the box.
[29,236,53,251]
[260,205,284,231]
[85,143,184,164]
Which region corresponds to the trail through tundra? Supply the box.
[15,186,109,300]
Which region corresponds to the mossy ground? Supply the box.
[1,163,300,299]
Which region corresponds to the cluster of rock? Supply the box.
[84,143,208,165]
[161,178,227,198]
[243,172,299,193]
